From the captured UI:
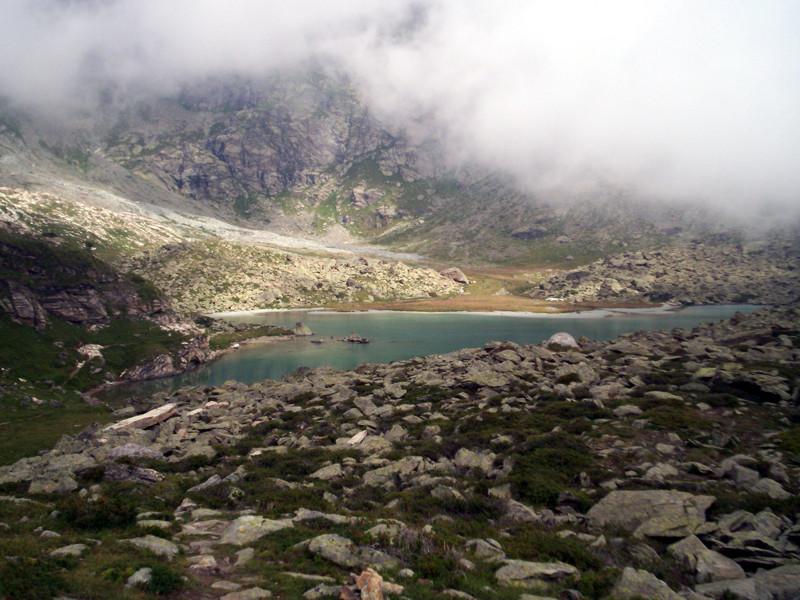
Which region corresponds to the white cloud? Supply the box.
[1,0,799,216]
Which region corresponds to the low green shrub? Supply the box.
[503,527,602,570]
[142,563,183,595]
[58,493,136,530]
[575,567,619,599]
[778,428,800,459]
[0,557,68,600]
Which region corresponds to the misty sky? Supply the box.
[1,0,799,217]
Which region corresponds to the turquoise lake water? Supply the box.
[102,304,762,400]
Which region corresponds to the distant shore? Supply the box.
[207,302,679,320]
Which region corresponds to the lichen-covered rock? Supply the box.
[495,559,579,587]
[125,567,153,588]
[611,567,684,600]
[667,535,745,582]
[220,587,273,600]
[122,535,179,559]
[220,515,294,545]
[587,490,715,538]
[49,543,87,557]
[307,534,360,568]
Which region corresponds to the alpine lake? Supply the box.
[101,304,763,401]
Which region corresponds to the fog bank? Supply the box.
[1,1,799,218]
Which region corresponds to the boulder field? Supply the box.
[0,305,798,599]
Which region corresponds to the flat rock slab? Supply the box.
[181,519,230,537]
[220,587,273,600]
[220,515,294,545]
[495,559,579,587]
[49,543,87,557]
[587,490,715,538]
[122,534,179,559]
[105,403,177,431]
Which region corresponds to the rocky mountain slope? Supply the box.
[530,235,800,306]
[120,240,462,314]
[0,186,465,314]
[0,72,722,265]
[1,305,798,599]
[0,223,215,389]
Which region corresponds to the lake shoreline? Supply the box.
[93,303,766,403]
[207,302,689,320]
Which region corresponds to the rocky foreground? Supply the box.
[1,306,799,599]
[531,238,800,306]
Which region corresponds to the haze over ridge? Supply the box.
[1,0,799,220]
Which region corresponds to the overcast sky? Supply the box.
[1,0,799,218]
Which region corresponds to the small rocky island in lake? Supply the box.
[292,321,313,336]
[342,332,369,343]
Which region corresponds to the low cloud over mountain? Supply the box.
[2,0,799,218]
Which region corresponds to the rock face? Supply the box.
[0,230,181,329]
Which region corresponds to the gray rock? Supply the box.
[495,559,579,587]
[465,538,506,562]
[586,490,715,538]
[695,577,766,600]
[122,535,179,559]
[187,474,222,493]
[307,534,360,568]
[105,403,177,431]
[754,563,800,600]
[28,474,78,494]
[235,547,255,568]
[137,519,171,530]
[292,322,313,336]
[546,332,579,349]
[125,567,153,588]
[749,477,791,500]
[383,424,407,443]
[309,463,344,481]
[49,543,87,557]
[644,462,679,482]
[220,515,294,545]
[107,443,164,461]
[614,404,644,417]
[611,567,683,600]
[667,535,745,582]
[303,584,341,599]
[454,448,495,472]
[220,588,273,600]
